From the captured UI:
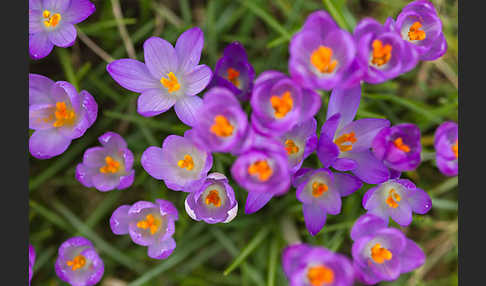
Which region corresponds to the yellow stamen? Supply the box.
[371,243,392,264]
[452,140,458,159]
[393,137,411,153]
[270,91,293,119]
[53,102,75,127]
[226,67,240,87]
[312,182,328,198]
[248,160,273,182]
[371,39,392,67]
[307,265,335,286]
[136,214,161,235]
[408,21,426,41]
[160,72,181,93]
[99,156,121,174]
[310,45,338,74]
[205,190,221,207]
[386,188,401,209]
[66,255,86,271]
[284,139,300,155]
[210,115,234,137]
[42,10,61,28]
[177,154,194,171]
[334,132,357,152]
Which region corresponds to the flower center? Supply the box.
[205,190,221,207]
[210,115,234,137]
[43,10,61,28]
[284,139,299,155]
[452,140,458,159]
[248,160,273,182]
[312,182,328,198]
[393,137,411,152]
[99,156,121,174]
[160,72,181,93]
[226,67,241,88]
[66,255,86,271]
[386,188,401,208]
[371,39,392,67]
[408,21,426,41]
[136,214,161,235]
[310,45,338,74]
[306,265,334,286]
[53,102,75,127]
[371,243,392,264]
[177,154,194,171]
[334,132,357,152]
[270,91,293,119]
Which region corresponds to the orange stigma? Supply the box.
[371,243,392,264]
[452,140,458,159]
[178,154,194,171]
[205,190,221,207]
[307,265,335,286]
[226,68,240,87]
[210,115,234,137]
[43,10,61,28]
[284,139,300,155]
[136,214,161,235]
[408,21,426,41]
[393,137,411,153]
[248,160,273,182]
[312,182,328,198]
[66,255,86,271]
[270,91,293,119]
[371,39,392,67]
[53,102,75,127]
[160,72,181,93]
[386,189,401,208]
[334,132,357,152]
[310,45,338,74]
[99,156,121,174]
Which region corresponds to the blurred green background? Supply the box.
[29,0,458,285]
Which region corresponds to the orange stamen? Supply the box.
[408,21,426,41]
[136,214,161,235]
[284,139,299,155]
[310,45,338,74]
[160,72,181,93]
[334,132,357,152]
[53,102,75,127]
[210,115,234,137]
[312,182,328,198]
[43,10,61,28]
[371,39,392,67]
[226,68,240,87]
[205,190,221,207]
[452,140,458,159]
[99,156,121,174]
[393,137,411,153]
[270,91,293,119]
[385,189,401,209]
[248,160,273,182]
[307,265,335,286]
[371,243,392,264]
[66,255,86,271]
[177,154,194,171]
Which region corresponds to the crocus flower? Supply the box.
[282,243,354,286]
[363,178,432,226]
[351,214,425,285]
[293,168,362,235]
[316,85,390,184]
[29,244,35,285]
[107,27,212,126]
[141,132,213,192]
[185,172,238,224]
[251,71,321,136]
[279,118,318,173]
[29,74,98,159]
[75,132,135,192]
[231,140,291,214]
[189,87,249,153]
[29,0,96,60]
[110,199,178,259]
[54,237,104,286]
[434,121,458,176]
[208,42,255,101]
[372,123,422,174]
[289,10,356,90]
[395,0,447,61]
[354,17,418,84]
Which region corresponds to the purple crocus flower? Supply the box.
[279,118,318,174]
[251,71,321,136]
[395,0,447,61]
[289,10,356,91]
[372,123,422,174]
[351,214,426,284]
[29,0,95,60]
[231,139,291,214]
[293,168,362,236]
[107,28,212,126]
[54,237,104,286]
[110,199,178,260]
[141,132,213,192]
[363,178,432,226]
[208,42,255,101]
[282,243,354,286]
[434,121,458,176]
[354,17,418,84]
[29,244,35,285]
[29,73,98,159]
[316,85,390,184]
[184,172,238,224]
[75,132,135,192]
[189,87,249,153]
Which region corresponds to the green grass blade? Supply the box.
[267,236,279,286]
[240,0,292,40]
[57,49,79,90]
[322,0,350,31]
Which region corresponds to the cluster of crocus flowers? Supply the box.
[29,0,96,59]
[29,244,35,285]
[54,237,104,286]
[434,121,458,176]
